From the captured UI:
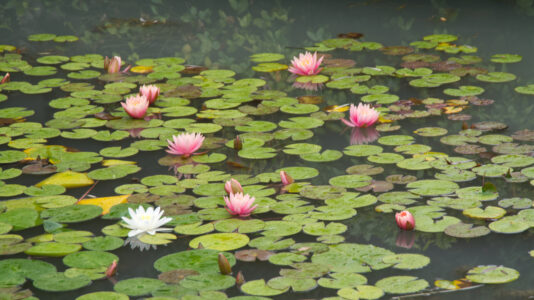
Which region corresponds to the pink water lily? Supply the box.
[121,95,149,119]
[395,210,415,231]
[1,73,10,84]
[105,56,130,73]
[288,51,324,76]
[166,132,205,157]
[224,192,257,217]
[280,170,293,186]
[342,103,380,128]
[225,178,243,194]
[139,84,160,104]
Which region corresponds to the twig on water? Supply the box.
[77,180,99,203]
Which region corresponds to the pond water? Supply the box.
[0,0,534,299]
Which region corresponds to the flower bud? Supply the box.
[218,253,232,275]
[234,136,242,151]
[395,210,415,231]
[1,73,10,84]
[225,178,243,194]
[105,260,118,277]
[236,271,245,285]
[280,170,293,186]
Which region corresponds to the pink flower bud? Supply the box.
[280,170,293,186]
[395,210,415,231]
[225,178,243,194]
[1,73,10,84]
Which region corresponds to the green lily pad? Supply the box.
[444,222,490,238]
[114,277,166,296]
[154,249,235,273]
[25,242,82,257]
[466,265,519,284]
[33,272,91,292]
[382,254,430,270]
[189,233,249,251]
[375,276,429,294]
[476,72,516,83]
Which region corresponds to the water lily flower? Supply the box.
[341,103,380,128]
[121,95,149,119]
[225,178,243,194]
[121,206,172,237]
[350,127,380,145]
[395,210,415,231]
[224,192,257,217]
[280,170,293,186]
[105,56,130,73]
[1,73,10,84]
[139,84,160,104]
[166,132,205,157]
[288,51,324,76]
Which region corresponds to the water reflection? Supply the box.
[349,127,380,145]
[124,236,158,252]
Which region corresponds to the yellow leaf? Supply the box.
[446,99,468,106]
[78,194,130,215]
[378,116,393,123]
[130,65,154,74]
[35,171,94,188]
[102,159,136,167]
[324,104,350,112]
[443,106,464,114]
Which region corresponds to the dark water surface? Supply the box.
[1,0,534,299]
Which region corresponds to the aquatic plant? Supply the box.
[288,51,324,76]
[139,84,160,104]
[225,178,243,194]
[341,103,380,128]
[121,206,173,237]
[396,210,416,231]
[166,132,205,157]
[120,95,149,119]
[224,192,257,217]
[280,170,294,185]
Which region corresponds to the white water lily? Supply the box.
[121,206,172,237]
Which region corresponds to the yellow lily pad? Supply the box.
[78,194,130,215]
[130,65,154,74]
[35,171,94,188]
[102,159,137,166]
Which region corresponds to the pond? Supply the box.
[0,0,533,299]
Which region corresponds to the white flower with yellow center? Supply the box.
[121,206,172,237]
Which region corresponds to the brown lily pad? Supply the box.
[386,174,417,185]
[158,269,199,284]
[355,180,393,193]
[235,249,274,262]
[454,145,487,155]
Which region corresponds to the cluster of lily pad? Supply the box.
[0,31,531,299]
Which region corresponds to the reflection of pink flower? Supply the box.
[121,95,149,119]
[350,127,380,145]
[140,85,160,104]
[288,52,324,76]
[292,81,324,91]
[166,133,205,157]
[342,103,380,128]
[1,73,9,84]
[395,210,415,231]
[225,178,243,194]
[280,171,293,186]
[396,230,415,249]
[128,128,144,138]
[224,192,257,217]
